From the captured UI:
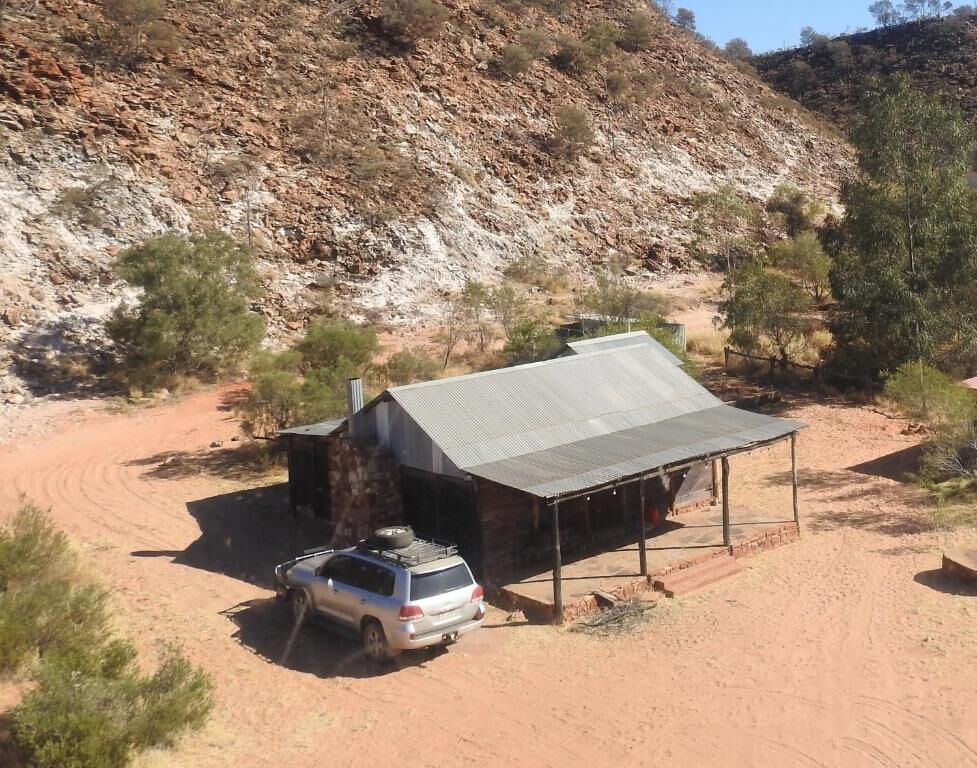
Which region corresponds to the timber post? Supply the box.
[791,433,800,537]
[638,477,648,577]
[552,500,563,625]
[721,456,731,549]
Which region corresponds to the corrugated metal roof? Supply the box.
[279,418,346,437]
[566,331,682,366]
[467,406,803,498]
[386,344,802,497]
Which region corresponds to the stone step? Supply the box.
[653,554,742,598]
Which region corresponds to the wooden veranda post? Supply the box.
[638,477,648,577]
[552,500,563,625]
[721,456,731,548]
[791,433,800,537]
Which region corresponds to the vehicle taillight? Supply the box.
[399,605,424,621]
[471,585,484,603]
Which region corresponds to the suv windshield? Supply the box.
[409,563,473,600]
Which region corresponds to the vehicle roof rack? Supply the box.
[356,536,459,567]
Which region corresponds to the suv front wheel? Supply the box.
[361,619,398,664]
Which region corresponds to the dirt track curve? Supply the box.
[1,388,977,768]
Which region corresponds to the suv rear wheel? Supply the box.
[361,619,397,664]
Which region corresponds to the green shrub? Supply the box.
[0,502,70,592]
[496,43,534,77]
[884,362,975,428]
[583,22,620,57]
[719,262,814,365]
[580,271,671,323]
[551,36,593,74]
[0,503,213,767]
[785,59,817,96]
[518,28,552,58]
[380,0,450,44]
[618,11,656,52]
[769,231,832,302]
[239,321,378,437]
[377,350,440,386]
[765,184,824,237]
[503,318,561,365]
[723,37,752,60]
[546,105,594,160]
[106,231,265,389]
[14,642,212,768]
[296,319,378,372]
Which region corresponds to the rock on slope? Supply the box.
[0,0,852,368]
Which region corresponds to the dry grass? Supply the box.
[686,328,728,361]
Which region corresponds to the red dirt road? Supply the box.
[2,389,977,768]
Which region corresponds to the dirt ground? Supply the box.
[2,386,977,768]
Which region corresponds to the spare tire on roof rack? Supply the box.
[369,525,415,549]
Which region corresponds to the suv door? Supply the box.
[331,558,398,629]
[312,554,357,625]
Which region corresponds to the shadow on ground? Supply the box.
[125,441,286,483]
[848,444,922,483]
[131,483,329,589]
[763,466,935,538]
[223,598,446,679]
[913,569,977,596]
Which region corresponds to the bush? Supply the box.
[106,231,265,389]
[518,28,552,58]
[14,642,212,768]
[723,37,752,60]
[380,0,450,44]
[503,254,568,292]
[551,36,593,74]
[827,40,854,71]
[0,502,213,768]
[618,11,656,52]
[765,184,823,236]
[769,231,832,302]
[503,318,561,365]
[102,0,177,67]
[0,503,111,674]
[496,43,534,77]
[583,22,620,57]
[546,105,594,160]
[719,261,814,365]
[377,350,440,387]
[296,319,378,372]
[785,59,817,96]
[884,362,975,428]
[580,271,671,324]
[239,321,378,437]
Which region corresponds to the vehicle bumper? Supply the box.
[390,610,485,651]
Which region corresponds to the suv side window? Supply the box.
[349,560,396,597]
[364,563,395,597]
[319,555,356,584]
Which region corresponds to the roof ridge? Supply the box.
[388,342,656,393]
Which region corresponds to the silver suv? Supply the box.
[273,526,486,663]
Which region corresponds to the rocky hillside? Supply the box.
[0,0,852,393]
[753,14,977,128]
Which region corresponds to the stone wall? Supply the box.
[326,436,402,547]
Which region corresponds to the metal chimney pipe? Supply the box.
[346,377,364,438]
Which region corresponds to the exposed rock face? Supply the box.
[753,14,977,129]
[0,0,853,364]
